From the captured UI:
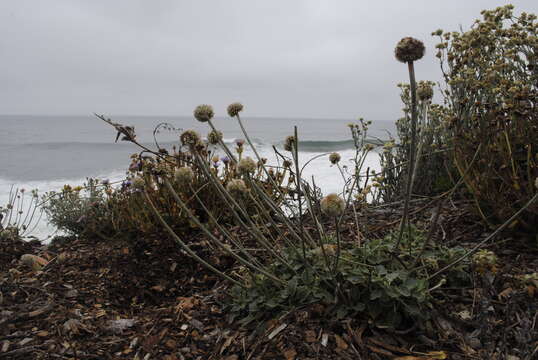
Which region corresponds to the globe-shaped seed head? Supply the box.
[227,102,244,117]
[180,130,201,147]
[226,178,248,198]
[207,129,223,145]
[193,104,214,122]
[329,152,341,164]
[283,135,295,152]
[395,37,425,63]
[320,193,346,217]
[174,166,194,185]
[237,157,257,175]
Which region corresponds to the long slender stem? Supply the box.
[394,61,419,252]
[163,179,286,285]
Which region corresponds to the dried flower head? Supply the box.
[283,135,296,152]
[237,157,257,175]
[180,130,201,147]
[193,104,214,122]
[283,160,292,168]
[417,81,434,101]
[211,155,220,163]
[227,102,244,117]
[174,166,194,185]
[320,193,346,217]
[395,37,425,63]
[207,129,223,145]
[226,179,248,198]
[329,152,341,164]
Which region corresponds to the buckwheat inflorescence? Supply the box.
[283,136,295,152]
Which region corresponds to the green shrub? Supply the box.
[42,179,115,237]
[379,82,453,201]
[435,5,538,232]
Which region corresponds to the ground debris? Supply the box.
[0,200,536,359]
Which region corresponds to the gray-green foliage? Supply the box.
[379,83,452,202]
[228,227,469,329]
[42,178,108,235]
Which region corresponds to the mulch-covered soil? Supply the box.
[1,200,537,359]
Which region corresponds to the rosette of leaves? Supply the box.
[227,227,469,329]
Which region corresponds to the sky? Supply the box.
[1,0,537,120]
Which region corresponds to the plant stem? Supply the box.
[394,60,419,252]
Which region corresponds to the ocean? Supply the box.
[0,114,395,240]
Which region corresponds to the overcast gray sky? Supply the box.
[1,0,536,120]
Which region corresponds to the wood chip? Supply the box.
[268,323,287,340]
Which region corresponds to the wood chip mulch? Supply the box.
[1,201,537,359]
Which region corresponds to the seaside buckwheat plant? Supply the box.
[435,5,538,232]
[283,135,295,152]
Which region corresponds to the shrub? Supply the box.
[379,82,453,201]
[435,5,538,232]
[42,179,115,237]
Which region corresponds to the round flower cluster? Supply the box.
[227,102,244,117]
[207,129,223,145]
[180,130,201,147]
[174,166,194,186]
[395,37,425,63]
[226,179,248,198]
[193,104,214,122]
[320,193,346,217]
[237,157,257,175]
[329,152,341,164]
[417,81,434,101]
[283,135,295,152]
